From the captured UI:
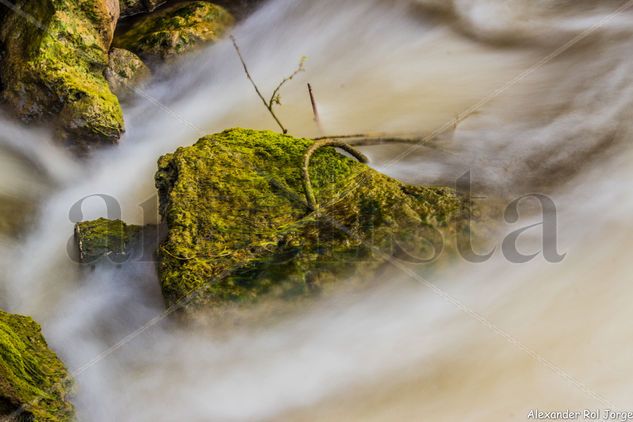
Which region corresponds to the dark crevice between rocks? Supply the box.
[0,397,34,422]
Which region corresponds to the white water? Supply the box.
[2,0,633,420]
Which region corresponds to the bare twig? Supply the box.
[346,137,431,147]
[268,57,306,109]
[231,35,305,134]
[303,140,368,210]
[307,83,323,133]
[312,134,438,148]
[229,37,451,153]
[312,133,440,145]
[311,132,456,154]
[312,133,372,141]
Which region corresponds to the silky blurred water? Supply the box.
[1,0,633,420]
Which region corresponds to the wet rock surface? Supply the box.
[120,0,167,18]
[0,0,125,150]
[114,1,234,62]
[0,310,74,421]
[74,218,143,263]
[105,47,152,99]
[155,129,466,313]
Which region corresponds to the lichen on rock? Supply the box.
[114,1,235,62]
[155,129,465,313]
[105,47,151,100]
[120,0,166,18]
[0,0,125,149]
[74,217,142,263]
[0,310,74,421]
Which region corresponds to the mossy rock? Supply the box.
[120,0,167,18]
[155,129,465,312]
[120,0,146,17]
[105,48,151,100]
[114,1,234,62]
[74,218,143,263]
[0,0,125,150]
[0,310,74,421]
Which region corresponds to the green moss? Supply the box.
[0,310,73,421]
[120,0,166,18]
[74,218,142,263]
[155,129,465,311]
[120,0,146,18]
[105,48,151,100]
[114,2,235,61]
[0,0,124,148]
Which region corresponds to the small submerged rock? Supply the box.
[114,1,235,62]
[74,218,143,263]
[105,48,152,100]
[155,129,466,313]
[0,310,74,421]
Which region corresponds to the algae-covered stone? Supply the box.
[75,218,142,263]
[0,310,74,421]
[114,1,234,62]
[120,0,166,17]
[105,48,151,100]
[155,129,464,311]
[120,0,146,17]
[0,0,125,149]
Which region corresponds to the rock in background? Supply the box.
[105,48,152,100]
[114,1,234,63]
[120,0,167,18]
[120,0,264,19]
[0,0,125,150]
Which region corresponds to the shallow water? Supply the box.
[2,0,633,420]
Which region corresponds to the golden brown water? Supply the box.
[1,0,633,420]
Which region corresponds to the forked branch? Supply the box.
[231,38,455,208]
[231,35,305,134]
[269,58,306,109]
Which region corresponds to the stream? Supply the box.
[2,0,633,420]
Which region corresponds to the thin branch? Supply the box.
[347,136,456,155]
[230,36,269,116]
[268,56,306,109]
[312,133,379,141]
[307,83,324,134]
[311,109,471,148]
[230,37,453,155]
[231,35,305,135]
[311,132,456,154]
[346,137,429,146]
[303,140,369,210]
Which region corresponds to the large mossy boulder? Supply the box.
[114,1,234,62]
[0,310,74,421]
[155,129,465,312]
[0,0,125,149]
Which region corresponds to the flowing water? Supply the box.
[2,0,633,420]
